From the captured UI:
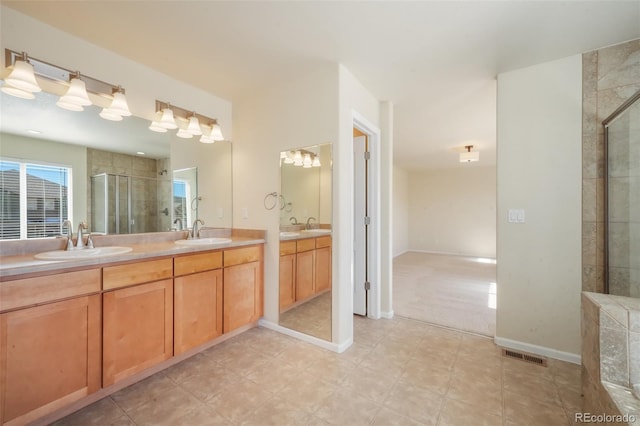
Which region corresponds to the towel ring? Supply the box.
[264,192,278,210]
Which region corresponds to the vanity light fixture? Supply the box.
[459,145,480,163]
[293,150,303,166]
[303,153,313,168]
[312,156,321,167]
[2,49,132,120]
[151,100,224,142]
[1,52,41,99]
[283,151,294,164]
[56,72,92,111]
[280,149,321,168]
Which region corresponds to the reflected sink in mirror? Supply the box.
[174,237,232,246]
[35,246,132,260]
[280,231,300,238]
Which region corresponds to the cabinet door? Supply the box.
[296,250,315,301]
[103,279,173,387]
[315,246,332,293]
[0,295,101,426]
[223,261,263,333]
[174,269,223,355]
[279,253,296,310]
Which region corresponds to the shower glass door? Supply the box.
[605,90,640,297]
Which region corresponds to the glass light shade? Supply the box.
[459,151,480,163]
[99,108,123,121]
[1,85,35,99]
[210,123,224,141]
[293,150,303,166]
[4,60,41,93]
[312,156,321,167]
[186,116,202,135]
[176,127,193,139]
[199,134,215,144]
[107,92,132,117]
[148,111,167,132]
[57,78,92,110]
[283,152,294,164]
[303,153,312,167]
[158,108,178,129]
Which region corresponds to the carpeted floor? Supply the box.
[393,251,497,336]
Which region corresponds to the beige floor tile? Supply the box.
[398,359,453,395]
[341,365,399,404]
[276,371,335,413]
[244,358,305,391]
[446,372,502,415]
[372,407,426,426]
[218,348,273,378]
[178,367,241,402]
[239,395,316,426]
[111,373,178,413]
[503,373,562,407]
[438,397,503,426]
[164,353,221,384]
[51,397,127,426]
[383,381,444,425]
[504,391,569,425]
[315,389,381,425]
[334,341,372,364]
[124,386,206,426]
[177,404,231,425]
[205,377,272,422]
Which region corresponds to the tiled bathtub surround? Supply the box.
[582,292,640,423]
[582,39,640,294]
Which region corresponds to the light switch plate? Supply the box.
[508,209,525,223]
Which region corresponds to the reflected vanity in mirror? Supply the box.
[278,144,332,341]
[0,90,232,237]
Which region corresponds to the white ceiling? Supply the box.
[3,1,640,171]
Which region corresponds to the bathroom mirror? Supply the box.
[0,90,233,236]
[278,143,332,341]
[172,167,198,229]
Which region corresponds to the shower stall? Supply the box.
[605,89,640,297]
[91,173,170,234]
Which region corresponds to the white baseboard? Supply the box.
[393,249,410,258]
[381,310,394,319]
[406,248,496,260]
[258,319,352,353]
[494,336,581,365]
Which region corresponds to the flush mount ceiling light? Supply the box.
[152,100,224,143]
[460,145,480,163]
[2,48,132,119]
[1,52,41,99]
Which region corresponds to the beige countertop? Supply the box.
[0,229,265,279]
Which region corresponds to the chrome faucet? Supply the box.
[190,219,205,239]
[173,218,183,231]
[306,217,316,230]
[76,221,88,249]
[290,217,299,225]
[62,219,74,250]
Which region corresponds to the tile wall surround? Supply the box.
[582,292,640,423]
[582,39,640,294]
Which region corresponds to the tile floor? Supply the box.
[394,252,497,336]
[278,291,332,341]
[55,316,582,426]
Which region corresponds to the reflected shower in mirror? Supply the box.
[278,143,332,341]
[172,167,198,230]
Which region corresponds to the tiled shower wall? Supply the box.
[582,39,640,294]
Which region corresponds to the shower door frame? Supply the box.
[602,88,640,294]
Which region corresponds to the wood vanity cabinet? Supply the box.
[315,236,332,293]
[279,241,297,310]
[102,259,173,387]
[223,245,263,333]
[0,270,101,426]
[296,242,316,300]
[174,251,223,355]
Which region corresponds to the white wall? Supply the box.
[496,54,582,362]
[408,166,496,258]
[233,64,339,331]
[0,134,87,225]
[393,166,409,257]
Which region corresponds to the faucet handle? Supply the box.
[86,233,94,249]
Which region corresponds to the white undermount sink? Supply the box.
[279,231,300,238]
[34,246,132,260]
[174,237,232,246]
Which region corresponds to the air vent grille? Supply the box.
[502,349,548,367]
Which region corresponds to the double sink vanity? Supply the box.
[0,228,265,426]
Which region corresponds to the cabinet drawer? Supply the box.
[224,245,262,267]
[174,251,222,276]
[315,236,332,248]
[103,258,173,290]
[296,238,315,253]
[280,240,297,256]
[0,269,101,312]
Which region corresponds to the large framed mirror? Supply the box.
[0,90,232,238]
[278,143,332,341]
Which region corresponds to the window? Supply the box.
[0,160,72,240]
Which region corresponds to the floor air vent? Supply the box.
[502,349,548,367]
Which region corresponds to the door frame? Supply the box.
[353,111,381,319]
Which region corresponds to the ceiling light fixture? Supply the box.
[152,100,224,143]
[2,48,132,120]
[460,145,479,163]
